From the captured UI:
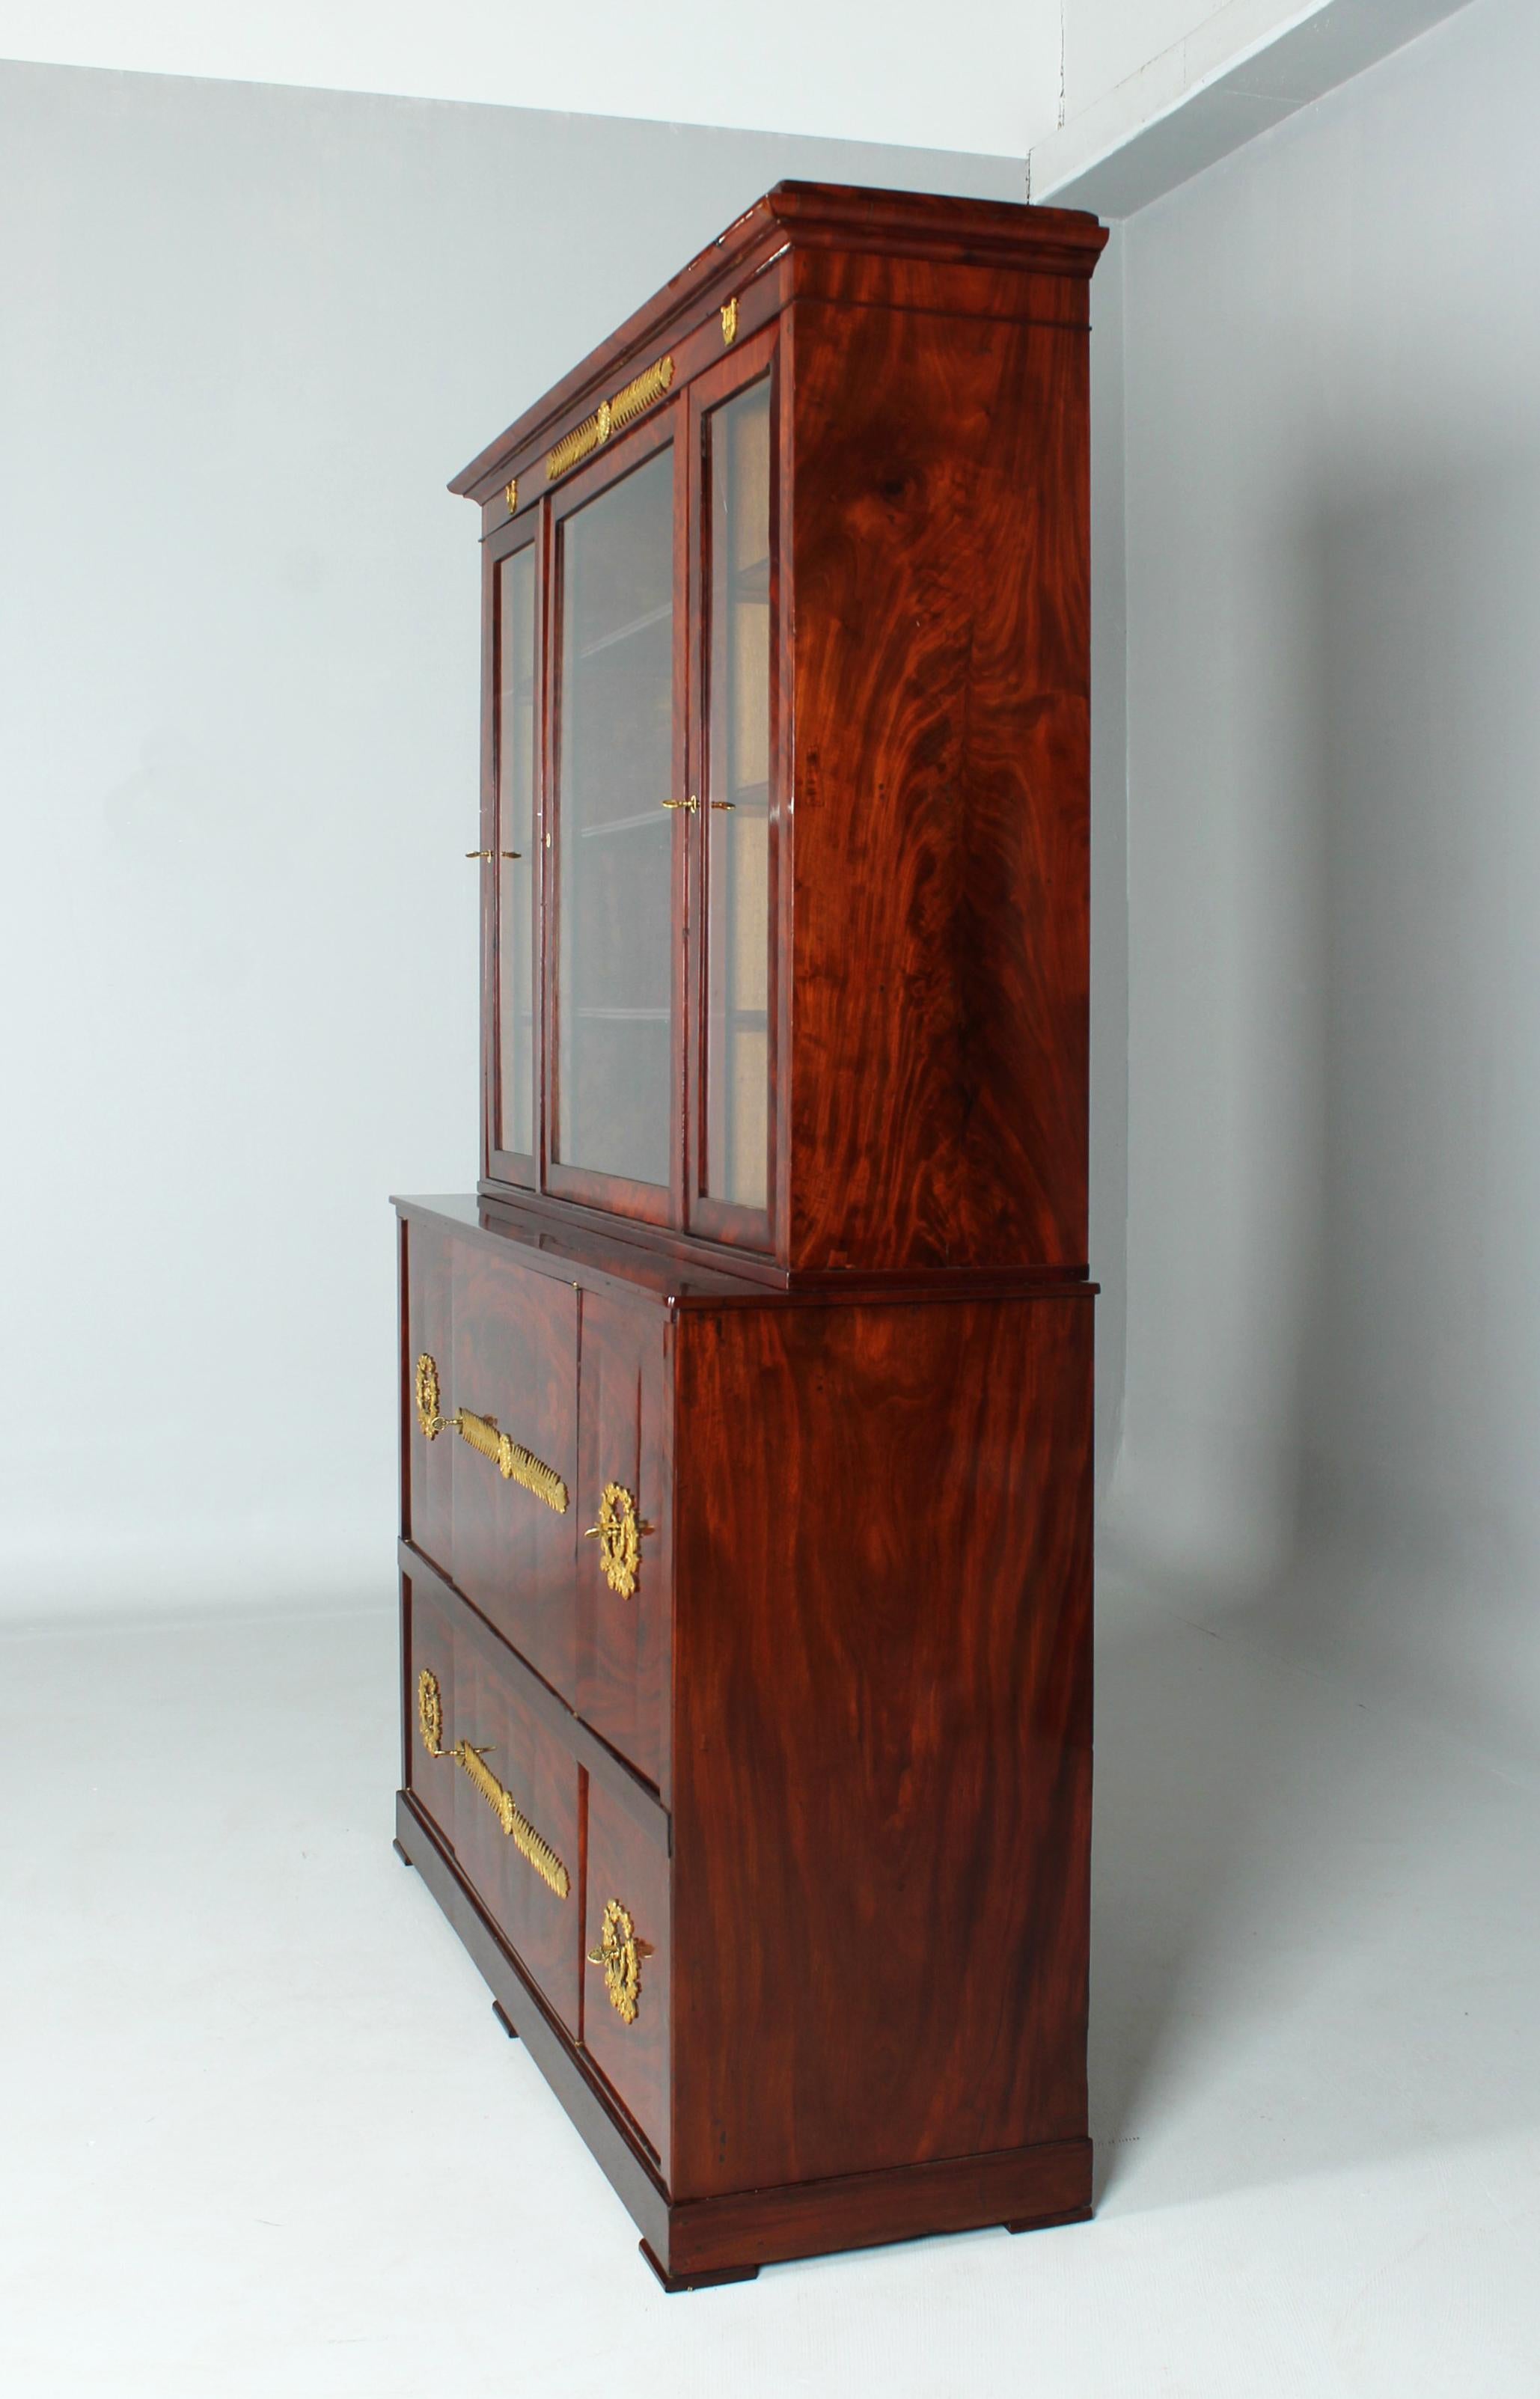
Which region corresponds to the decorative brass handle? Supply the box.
[415,1352,569,1514]
[661,795,699,814]
[545,352,675,483]
[466,849,523,859]
[583,1482,653,1598]
[417,1669,569,1898]
[587,1896,653,2024]
[709,801,736,811]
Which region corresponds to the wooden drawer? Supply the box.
[584,1776,670,2173]
[406,1571,582,2036]
[403,1214,580,1706]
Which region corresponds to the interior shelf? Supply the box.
[572,598,671,664]
[578,806,669,840]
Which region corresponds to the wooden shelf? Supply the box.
[572,598,671,664]
[578,807,669,841]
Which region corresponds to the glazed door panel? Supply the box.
[548,425,684,1225]
[492,534,540,1176]
[686,326,779,1254]
[703,376,773,1214]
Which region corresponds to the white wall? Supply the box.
[1036,0,1476,209]
[0,60,1052,1613]
[1065,0,1300,110]
[1107,0,1540,1741]
[2,0,1451,178]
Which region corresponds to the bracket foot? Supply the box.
[638,2240,760,2293]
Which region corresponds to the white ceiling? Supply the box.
[0,0,1479,201]
[0,0,1067,159]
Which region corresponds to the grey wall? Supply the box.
[1090,226,1128,1505]
[5,61,1122,1613]
[1109,0,1540,1743]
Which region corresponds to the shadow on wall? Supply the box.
[1283,458,1540,1749]
[1110,446,1540,1746]
[1093,448,1540,2204]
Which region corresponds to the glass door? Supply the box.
[488,528,540,1181]
[689,329,777,1248]
[547,419,682,1223]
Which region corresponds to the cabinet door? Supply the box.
[486,524,542,1182]
[547,418,683,1225]
[688,328,779,1250]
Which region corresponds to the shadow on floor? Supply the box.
[1088,1547,1540,2213]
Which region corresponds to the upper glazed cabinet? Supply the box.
[456,182,1105,1286]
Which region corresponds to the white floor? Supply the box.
[4,1574,1536,2397]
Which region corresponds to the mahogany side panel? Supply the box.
[789,248,1092,325]
[670,1293,1094,2199]
[786,285,1092,1271]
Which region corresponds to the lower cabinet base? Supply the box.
[395,1790,1094,2285]
[638,2240,760,2293]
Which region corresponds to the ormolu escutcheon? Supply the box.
[583,1482,653,1599]
[587,1897,653,2025]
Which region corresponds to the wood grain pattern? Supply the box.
[450,182,1104,508]
[406,1572,583,2035]
[401,1538,670,1854]
[786,282,1091,1271]
[670,1293,1094,2198]
[396,180,1106,2284]
[450,1234,579,1703]
[661,2135,1092,2279]
[465,186,1102,1283]
[399,1786,1090,2285]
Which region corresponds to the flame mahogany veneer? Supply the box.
[392,181,1107,2287]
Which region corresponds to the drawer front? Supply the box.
[576,1292,671,1793]
[584,1777,670,2173]
[450,1243,578,1702]
[403,1224,580,1706]
[402,1216,453,1573]
[406,1572,581,2035]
